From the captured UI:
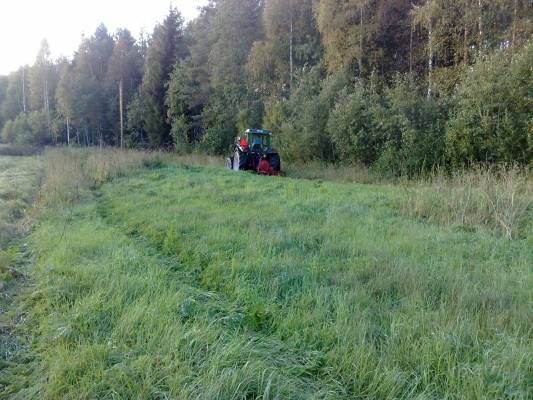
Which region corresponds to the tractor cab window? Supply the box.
[248,135,271,150]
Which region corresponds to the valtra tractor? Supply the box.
[225,129,283,176]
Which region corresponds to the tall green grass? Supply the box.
[404,165,532,239]
[8,149,530,399]
[0,156,41,248]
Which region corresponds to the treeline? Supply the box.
[0,0,531,172]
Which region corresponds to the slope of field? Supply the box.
[6,162,533,399]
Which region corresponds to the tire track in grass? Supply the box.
[99,165,533,399]
[86,187,347,398]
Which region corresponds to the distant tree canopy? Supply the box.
[1,0,531,171]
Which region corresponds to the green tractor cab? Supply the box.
[225,129,282,175]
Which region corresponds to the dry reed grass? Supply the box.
[39,147,222,205]
[404,165,532,239]
[284,161,383,184]
[40,147,161,204]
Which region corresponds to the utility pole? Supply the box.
[409,1,414,77]
[427,19,433,99]
[359,3,364,78]
[66,116,70,145]
[289,1,294,90]
[44,77,51,141]
[22,66,26,113]
[478,0,484,56]
[512,0,518,55]
[119,79,124,148]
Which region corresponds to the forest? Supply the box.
[0,0,531,174]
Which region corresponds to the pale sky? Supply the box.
[0,0,208,75]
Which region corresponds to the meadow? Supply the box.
[1,148,532,399]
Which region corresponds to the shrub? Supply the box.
[381,76,448,175]
[327,85,387,165]
[446,43,533,165]
[200,126,235,155]
[275,66,348,162]
[1,111,54,145]
[1,120,14,143]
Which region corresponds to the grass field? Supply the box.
[1,149,532,399]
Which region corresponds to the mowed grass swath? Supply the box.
[0,156,41,247]
[0,154,42,398]
[6,149,530,399]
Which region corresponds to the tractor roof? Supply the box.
[245,128,272,136]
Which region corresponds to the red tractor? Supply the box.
[225,129,283,176]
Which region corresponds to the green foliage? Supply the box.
[247,0,321,96]
[236,96,264,133]
[1,68,25,124]
[0,0,531,171]
[165,60,196,151]
[200,126,234,155]
[1,120,14,143]
[141,7,185,148]
[1,111,52,145]
[327,84,387,165]
[446,44,533,165]
[272,66,347,161]
[125,92,147,146]
[375,76,448,175]
[28,39,58,112]
[0,76,8,133]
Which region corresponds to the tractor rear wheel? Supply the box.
[269,153,281,171]
[233,151,241,171]
[225,156,233,170]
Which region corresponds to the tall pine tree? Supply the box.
[141,7,185,147]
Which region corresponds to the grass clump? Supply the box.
[403,165,532,239]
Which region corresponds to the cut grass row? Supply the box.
[7,152,531,399]
[0,155,42,399]
[0,156,41,248]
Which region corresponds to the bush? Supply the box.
[327,84,388,165]
[200,126,235,155]
[274,66,348,162]
[446,43,533,165]
[381,76,448,175]
[1,120,14,143]
[327,75,449,176]
[1,111,53,145]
